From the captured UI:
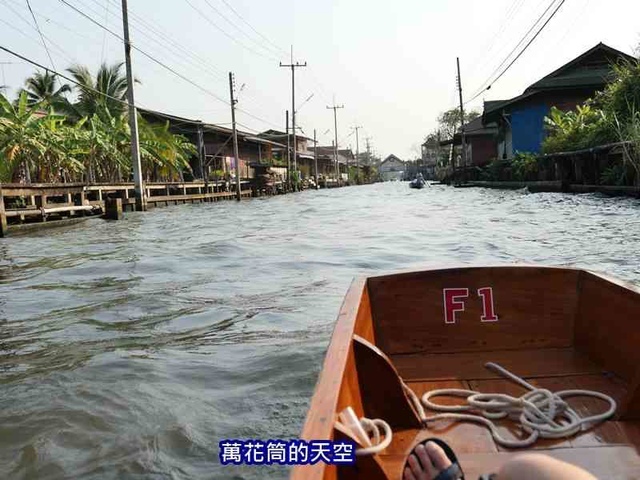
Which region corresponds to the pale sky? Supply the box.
[1,0,639,159]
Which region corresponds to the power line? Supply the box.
[467,0,527,77]
[25,0,56,71]
[2,0,76,64]
[92,0,229,81]
[476,0,559,94]
[0,43,137,108]
[218,0,288,57]
[201,0,282,60]
[79,0,282,125]
[0,43,251,133]
[100,0,109,63]
[183,0,278,62]
[465,0,567,105]
[78,0,281,129]
[59,0,233,105]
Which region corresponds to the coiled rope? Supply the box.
[343,362,617,455]
[407,362,617,448]
[335,413,393,456]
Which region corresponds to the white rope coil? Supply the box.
[337,362,617,457]
[410,362,617,448]
[335,415,393,456]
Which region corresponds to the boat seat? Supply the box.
[352,335,422,429]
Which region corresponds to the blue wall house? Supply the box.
[483,43,635,159]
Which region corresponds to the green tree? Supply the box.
[21,71,71,109]
[437,108,480,140]
[0,91,82,183]
[64,62,129,121]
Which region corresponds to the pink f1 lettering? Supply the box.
[443,288,469,324]
[477,287,498,322]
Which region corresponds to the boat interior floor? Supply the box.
[378,347,640,479]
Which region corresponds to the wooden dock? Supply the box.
[0,181,253,237]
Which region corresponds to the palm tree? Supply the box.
[21,71,71,109]
[0,90,81,183]
[65,62,129,121]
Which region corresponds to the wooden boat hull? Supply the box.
[291,266,640,480]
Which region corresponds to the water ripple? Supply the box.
[2,182,640,478]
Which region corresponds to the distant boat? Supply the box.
[409,174,426,189]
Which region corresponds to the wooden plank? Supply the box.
[291,278,368,480]
[43,205,94,214]
[389,380,497,455]
[465,374,629,451]
[354,283,375,343]
[379,446,640,480]
[576,271,640,383]
[353,337,421,429]
[530,375,629,448]
[0,186,7,237]
[469,378,574,450]
[391,347,601,382]
[368,266,579,355]
[5,209,42,218]
[2,186,85,196]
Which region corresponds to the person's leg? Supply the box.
[497,453,597,480]
[403,441,597,480]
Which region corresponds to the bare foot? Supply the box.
[403,441,455,480]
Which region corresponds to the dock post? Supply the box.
[0,187,7,238]
[105,197,123,220]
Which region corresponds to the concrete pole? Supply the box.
[286,110,291,190]
[121,0,145,211]
[229,72,241,201]
[327,104,343,183]
[353,125,362,184]
[457,57,467,183]
[313,128,319,189]
[280,48,306,190]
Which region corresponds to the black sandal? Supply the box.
[404,438,465,480]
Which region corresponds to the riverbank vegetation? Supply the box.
[476,58,640,185]
[0,64,196,184]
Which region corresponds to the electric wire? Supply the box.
[465,0,567,106]
[2,0,76,64]
[0,43,259,135]
[58,0,236,107]
[25,0,56,71]
[89,0,283,126]
[0,43,141,109]
[475,0,560,94]
[183,0,279,62]
[201,0,283,60]
[466,0,526,77]
[218,0,288,57]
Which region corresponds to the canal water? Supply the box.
[2,182,640,479]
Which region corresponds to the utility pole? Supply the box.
[285,110,291,190]
[331,140,337,182]
[326,102,344,184]
[197,121,205,180]
[456,57,467,184]
[352,125,362,184]
[313,128,319,190]
[121,0,145,211]
[229,72,241,201]
[280,47,306,190]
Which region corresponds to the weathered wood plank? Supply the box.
[369,266,579,355]
[391,347,600,382]
[291,277,369,480]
